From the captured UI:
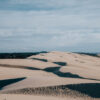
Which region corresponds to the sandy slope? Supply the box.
[0,51,100,100]
[0,94,93,100]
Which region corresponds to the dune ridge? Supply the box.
[0,51,100,100]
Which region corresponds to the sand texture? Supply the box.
[0,51,100,100]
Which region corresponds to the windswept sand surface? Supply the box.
[0,51,100,100]
[0,94,93,100]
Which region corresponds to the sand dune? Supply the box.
[0,51,100,100]
[0,94,93,100]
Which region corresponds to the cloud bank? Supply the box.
[0,0,100,52]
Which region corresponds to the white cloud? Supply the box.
[0,0,100,52]
[0,10,100,36]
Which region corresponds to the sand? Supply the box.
[0,94,93,100]
[0,51,100,100]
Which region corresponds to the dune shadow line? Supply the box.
[0,64,41,71]
[43,67,100,81]
[31,58,48,62]
[0,77,26,90]
[53,62,67,66]
[4,83,100,98]
[0,64,100,81]
[67,83,100,98]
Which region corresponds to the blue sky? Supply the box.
[0,0,100,52]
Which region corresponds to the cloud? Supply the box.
[0,0,100,14]
[0,0,100,52]
[0,10,100,36]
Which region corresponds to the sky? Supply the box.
[0,0,100,53]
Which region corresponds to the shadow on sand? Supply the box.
[0,77,26,90]
[0,64,100,81]
[53,62,67,66]
[43,67,100,81]
[67,83,100,98]
[4,83,100,98]
[31,58,48,62]
[0,63,100,98]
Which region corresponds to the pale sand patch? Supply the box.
[0,59,58,69]
[0,94,95,100]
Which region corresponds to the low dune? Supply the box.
[0,51,100,100]
[0,94,93,100]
